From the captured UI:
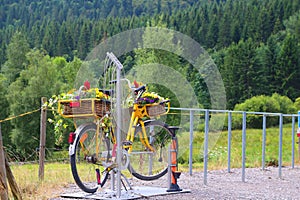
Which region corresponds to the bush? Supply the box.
[232,93,296,129]
[294,97,300,111]
[272,93,297,114]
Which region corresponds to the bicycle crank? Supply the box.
[119,149,130,171]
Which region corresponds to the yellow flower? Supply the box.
[95,88,104,99]
[67,89,76,94]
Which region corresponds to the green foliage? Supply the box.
[271,93,297,114]
[233,93,296,129]
[294,97,300,111]
[0,74,11,145]
[284,10,300,39]
[2,0,300,161]
[1,31,30,84]
[5,49,72,160]
[47,94,73,148]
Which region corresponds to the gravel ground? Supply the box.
[52,167,300,200]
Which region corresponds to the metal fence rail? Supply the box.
[169,107,299,185]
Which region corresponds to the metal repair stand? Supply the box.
[107,52,125,198]
[167,127,182,192]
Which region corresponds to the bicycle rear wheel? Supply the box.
[128,120,173,181]
[70,123,112,193]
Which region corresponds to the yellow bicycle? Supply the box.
[59,80,173,193]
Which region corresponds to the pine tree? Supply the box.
[78,21,91,59]
[42,21,58,56]
[1,31,30,84]
[276,34,300,99]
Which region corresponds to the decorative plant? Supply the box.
[46,94,72,146]
[131,80,168,106]
[46,80,111,146]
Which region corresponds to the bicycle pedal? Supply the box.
[122,140,133,146]
[104,163,117,171]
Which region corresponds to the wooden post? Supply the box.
[5,154,22,200]
[39,97,47,181]
[0,123,8,199]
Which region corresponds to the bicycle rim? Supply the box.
[70,123,111,193]
[128,120,172,181]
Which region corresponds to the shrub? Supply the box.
[294,97,300,111]
[232,93,296,129]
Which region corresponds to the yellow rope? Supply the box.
[0,108,41,123]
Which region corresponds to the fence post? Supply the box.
[242,112,246,182]
[0,123,8,200]
[203,109,209,185]
[189,110,194,176]
[292,116,295,168]
[262,114,266,170]
[278,113,283,179]
[39,97,47,181]
[227,112,232,173]
[5,153,22,200]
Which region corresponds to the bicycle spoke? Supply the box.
[129,120,172,181]
[70,123,112,193]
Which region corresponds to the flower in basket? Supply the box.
[137,92,165,105]
[68,87,110,100]
[84,80,91,90]
[95,88,110,100]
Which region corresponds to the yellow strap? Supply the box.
[0,108,41,123]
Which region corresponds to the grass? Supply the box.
[9,163,73,199]
[176,123,299,171]
[6,123,300,199]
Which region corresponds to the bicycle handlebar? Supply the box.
[134,85,146,94]
[159,99,170,105]
[109,78,146,100]
[109,78,134,90]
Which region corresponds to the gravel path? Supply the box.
[52,167,300,199]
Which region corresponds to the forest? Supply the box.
[1,0,300,160]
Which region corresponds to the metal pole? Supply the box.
[227,112,232,173]
[39,97,47,181]
[292,116,295,168]
[298,111,300,162]
[0,123,8,200]
[189,110,194,176]
[242,112,246,182]
[278,114,283,179]
[298,111,300,129]
[262,114,266,170]
[168,145,171,188]
[111,171,115,191]
[116,61,122,198]
[203,110,209,185]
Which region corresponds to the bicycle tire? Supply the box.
[70,123,111,193]
[128,120,173,181]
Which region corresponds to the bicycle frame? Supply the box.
[124,101,170,153]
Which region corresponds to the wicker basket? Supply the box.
[59,99,111,118]
[146,103,166,117]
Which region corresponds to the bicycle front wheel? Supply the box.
[128,120,173,181]
[70,123,112,193]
